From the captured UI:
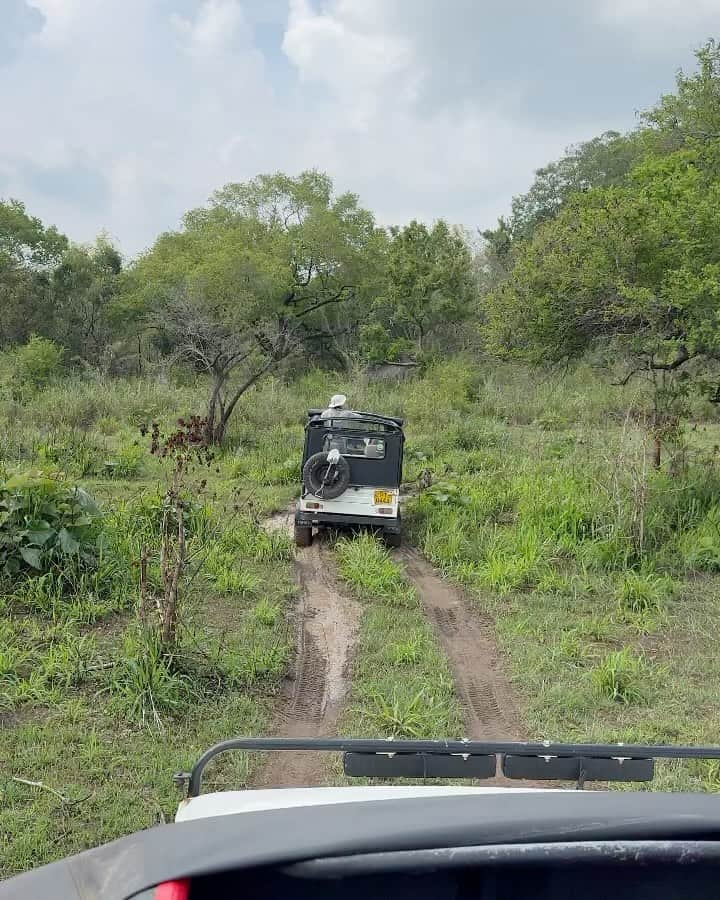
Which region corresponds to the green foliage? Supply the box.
[335,533,415,605]
[591,649,647,704]
[11,336,65,392]
[680,506,720,571]
[101,443,145,479]
[0,473,103,579]
[487,140,720,383]
[251,598,281,627]
[490,130,643,245]
[641,39,720,154]
[223,642,288,688]
[366,220,476,359]
[220,521,293,563]
[121,170,384,442]
[356,686,451,738]
[109,632,197,727]
[384,636,424,667]
[616,571,674,615]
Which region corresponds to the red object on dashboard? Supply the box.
[155,879,191,900]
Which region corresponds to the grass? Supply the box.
[334,534,462,740]
[335,533,415,605]
[591,648,648,705]
[0,400,297,876]
[5,356,720,873]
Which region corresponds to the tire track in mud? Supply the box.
[259,510,361,787]
[397,547,524,743]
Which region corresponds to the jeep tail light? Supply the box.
[155,879,191,900]
[378,507,393,515]
[306,501,322,510]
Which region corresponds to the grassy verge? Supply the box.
[0,444,296,877]
[407,414,720,792]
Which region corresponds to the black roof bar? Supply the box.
[306,410,404,428]
[175,737,720,798]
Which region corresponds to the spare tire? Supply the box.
[303,451,351,499]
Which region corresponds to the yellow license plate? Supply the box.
[374,490,393,504]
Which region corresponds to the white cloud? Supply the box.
[282,0,420,127]
[597,0,719,21]
[0,0,715,255]
[29,0,89,45]
[171,0,250,58]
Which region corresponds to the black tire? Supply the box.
[384,530,401,548]
[302,451,351,499]
[294,524,312,547]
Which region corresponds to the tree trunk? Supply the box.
[651,433,662,470]
[160,501,185,649]
[205,374,225,445]
[211,360,276,444]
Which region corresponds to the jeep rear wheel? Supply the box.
[294,524,313,547]
[384,530,401,548]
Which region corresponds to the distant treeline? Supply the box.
[3,39,720,435]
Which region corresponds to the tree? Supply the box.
[641,39,720,154]
[362,220,476,362]
[124,171,382,443]
[0,199,68,348]
[485,139,720,463]
[51,236,123,364]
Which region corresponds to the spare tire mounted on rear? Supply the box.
[303,451,351,500]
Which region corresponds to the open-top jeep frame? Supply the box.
[294,409,405,547]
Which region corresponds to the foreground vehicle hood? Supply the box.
[6,792,720,900]
[176,784,548,822]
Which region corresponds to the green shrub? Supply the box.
[0,472,103,578]
[11,336,65,392]
[101,443,145,479]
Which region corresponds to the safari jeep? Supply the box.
[294,409,404,547]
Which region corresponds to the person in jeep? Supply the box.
[320,394,350,419]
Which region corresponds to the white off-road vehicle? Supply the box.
[294,408,405,547]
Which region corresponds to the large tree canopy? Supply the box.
[123,170,384,441]
[361,220,476,363]
[485,140,720,393]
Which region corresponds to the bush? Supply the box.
[11,336,65,392]
[0,472,103,578]
[101,443,145,479]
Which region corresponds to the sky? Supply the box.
[1,0,718,257]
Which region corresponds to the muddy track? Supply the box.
[397,547,524,742]
[259,510,360,787]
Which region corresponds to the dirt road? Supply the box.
[397,547,524,742]
[260,507,527,787]
[260,510,360,787]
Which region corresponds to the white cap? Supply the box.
[328,394,347,408]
